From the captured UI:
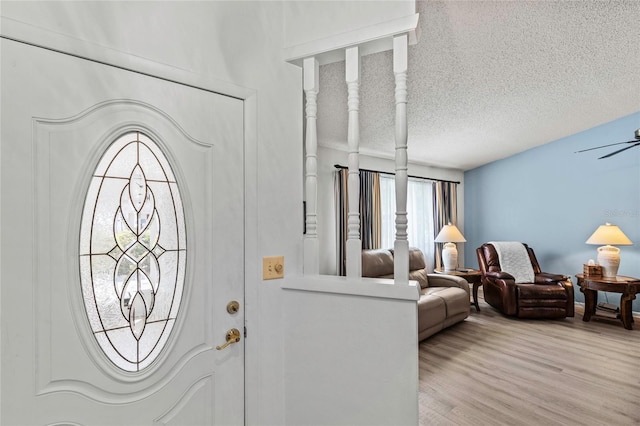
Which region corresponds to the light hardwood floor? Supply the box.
[419,292,640,425]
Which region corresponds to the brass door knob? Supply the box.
[226,300,240,314]
[216,328,241,350]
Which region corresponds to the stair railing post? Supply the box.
[303,56,320,275]
[345,46,362,278]
[393,34,409,285]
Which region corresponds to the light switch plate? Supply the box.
[263,256,284,280]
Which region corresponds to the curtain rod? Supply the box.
[333,164,460,185]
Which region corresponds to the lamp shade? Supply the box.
[585,223,632,246]
[435,223,466,243]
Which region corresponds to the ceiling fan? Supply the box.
[575,129,640,159]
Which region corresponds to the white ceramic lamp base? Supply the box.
[597,245,620,278]
[441,242,458,271]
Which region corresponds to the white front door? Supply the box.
[1,38,245,425]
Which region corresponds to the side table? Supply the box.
[435,268,483,311]
[575,273,640,330]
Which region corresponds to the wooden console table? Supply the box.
[435,268,483,311]
[575,273,640,330]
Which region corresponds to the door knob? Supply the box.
[226,300,240,314]
[216,328,241,350]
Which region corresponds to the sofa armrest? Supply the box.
[426,274,470,295]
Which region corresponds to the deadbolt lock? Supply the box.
[216,328,241,351]
[226,300,240,314]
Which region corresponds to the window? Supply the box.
[380,175,435,271]
[79,131,186,372]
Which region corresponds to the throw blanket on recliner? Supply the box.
[489,241,535,283]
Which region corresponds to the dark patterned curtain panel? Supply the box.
[360,170,381,250]
[334,169,381,275]
[335,169,348,276]
[433,181,458,269]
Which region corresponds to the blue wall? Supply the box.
[464,112,640,310]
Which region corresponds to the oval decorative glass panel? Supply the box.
[79,131,186,372]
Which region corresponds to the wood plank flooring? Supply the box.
[419,293,640,425]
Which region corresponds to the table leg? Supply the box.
[581,288,597,322]
[620,293,636,330]
[473,282,481,312]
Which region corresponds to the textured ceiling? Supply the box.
[316,0,640,171]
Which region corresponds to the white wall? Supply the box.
[284,0,415,47]
[283,3,423,425]
[1,1,300,424]
[2,2,426,425]
[318,145,465,274]
[282,276,419,426]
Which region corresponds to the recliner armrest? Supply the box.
[535,272,568,283]
[426,274,470,295]
[484,271,515,281]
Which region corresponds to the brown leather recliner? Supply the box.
[476,243,574,319]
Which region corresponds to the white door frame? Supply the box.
[0,17,260,423]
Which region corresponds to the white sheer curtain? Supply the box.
[380,175,395,252]
[380,175,435,271]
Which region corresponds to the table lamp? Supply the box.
[435,222,466,271]
[585,222,633,278]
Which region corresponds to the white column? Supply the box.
[345,46,362,278]
[303,57,319,275]
[393,34,409,285]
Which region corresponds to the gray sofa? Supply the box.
[362,248,471,340]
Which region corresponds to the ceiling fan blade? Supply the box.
[575,139,638,153]
[598,142,640,159]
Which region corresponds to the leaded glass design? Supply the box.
[79,131,186,372]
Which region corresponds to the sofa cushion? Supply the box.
[387,247,429,287]
[408,248,426,270]
[417,287,470,340]
[427,274,469,294]
[362,249,395,277]
[423,287,470,319]
[409,269,429,289]
[417,292,446,335]
[380,270,428,289]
